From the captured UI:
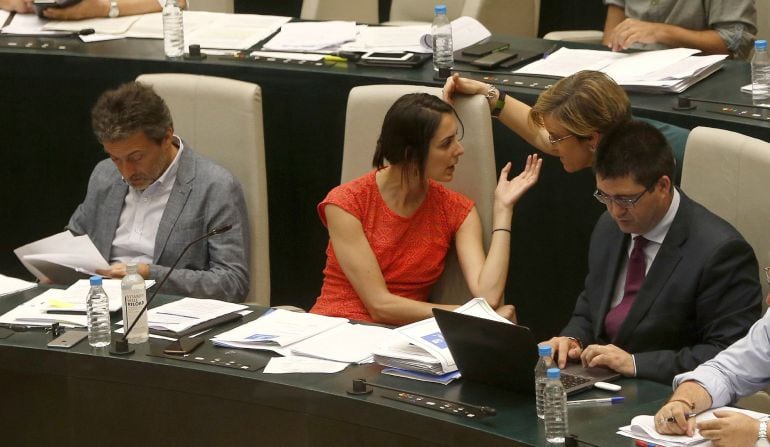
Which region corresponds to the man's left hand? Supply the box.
[96,262,149,279]
[697,411,760,447]
[606,18,663,52]
[580,343,635,376]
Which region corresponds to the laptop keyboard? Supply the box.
[561,373,591,389]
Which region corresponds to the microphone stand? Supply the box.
[109,224,233,356]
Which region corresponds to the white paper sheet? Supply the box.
[14,231,110,283]
[0,274,37,297]
[263,356,349,374]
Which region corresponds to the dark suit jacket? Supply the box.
[561,191,761,384]
[67,144,250,302]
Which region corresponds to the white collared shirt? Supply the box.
[609,189,681,308]
[111,136,185,264]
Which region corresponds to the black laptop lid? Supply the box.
[433,308,538,394]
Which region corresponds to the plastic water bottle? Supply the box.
[86,276,111,347]
[121,263,149,344]
[751,39,770,105]
[535,345,554,419]
[162,0,184,58]
[544,367,568,445]
[431,4,453,79]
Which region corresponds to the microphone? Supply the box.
[109,224,233,355]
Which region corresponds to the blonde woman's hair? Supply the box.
[529,71,631,139]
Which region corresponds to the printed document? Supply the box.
[617,406,769,446]
[146,297,247,333]
[373,298,509,374]
[0,274,37,297]
[14,231,110,284]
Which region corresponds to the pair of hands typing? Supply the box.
[542,336,636,377]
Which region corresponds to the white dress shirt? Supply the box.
[111,137,184,264]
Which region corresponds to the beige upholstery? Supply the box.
[300,0,379,23]
[135,73,270,306]
[384,0,537,38]
[188,0,233,13]
[342,85,496,305]
[681,126,770,413]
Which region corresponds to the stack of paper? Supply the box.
[617,407,769,446]
[0,278,154,327]
[14,231,110,284]
[212,309,395,365]
[146,297,248,334]
[0,274,37,297]
[372,298,510,375]
[262,20,358,52]
[339,16,491,54]
[515,47,726,93]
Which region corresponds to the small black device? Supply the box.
[356,52,431,69]
[462,41,509,57]
[163,336,204,355]
[472,50,519,69]
[47,329,88,349]
[33,0,83,17]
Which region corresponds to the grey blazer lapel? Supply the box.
[594,227,630,341]
[95,181,128,260]
[614,194,690,346]
[154,149,195,263]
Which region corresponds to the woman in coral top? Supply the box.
[310,93,542,326]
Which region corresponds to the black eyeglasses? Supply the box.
[593,188,649,209]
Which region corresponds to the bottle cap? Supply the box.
[538,344,552,357]
[756,40,768,50]
[89,275,102,286]
[434,4,447,14]
[547,367,560,379]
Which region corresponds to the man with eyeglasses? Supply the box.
[543,120,761,384]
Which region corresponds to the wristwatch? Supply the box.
[759,420,768,441]
[108,0,119,18]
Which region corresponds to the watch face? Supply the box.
[108,1,119,17]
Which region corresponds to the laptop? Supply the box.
[432,309,620,395]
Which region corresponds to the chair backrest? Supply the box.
[386,0,536,36]
[681,126,770,302]
[135,73,269,306]
[342,85,496,304]
[300,0,379,23]
[187,0,233,13]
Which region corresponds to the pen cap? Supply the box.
[546,368,560,379]
[90,276,102,286]
[538,344,552,357]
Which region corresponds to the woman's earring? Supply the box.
[589,145,596,153]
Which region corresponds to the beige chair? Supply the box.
[187,0,233,13]
[385,0,538,38]
[341,84,496,304]
[300,0,379,24]
[135,73,270,306]
[680,126,770,412]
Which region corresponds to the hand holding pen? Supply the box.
[654,399,698,437]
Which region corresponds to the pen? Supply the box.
[566,396,624,406]
[635,440,660,447]
[665,412,697,424]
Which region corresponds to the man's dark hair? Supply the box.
[372,93,463,181]
[594,119,675,188]
[91,82,173,144]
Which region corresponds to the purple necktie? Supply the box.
[604,236,649,342]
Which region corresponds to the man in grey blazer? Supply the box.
[544,120,761,384]
[68,82,250,302]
